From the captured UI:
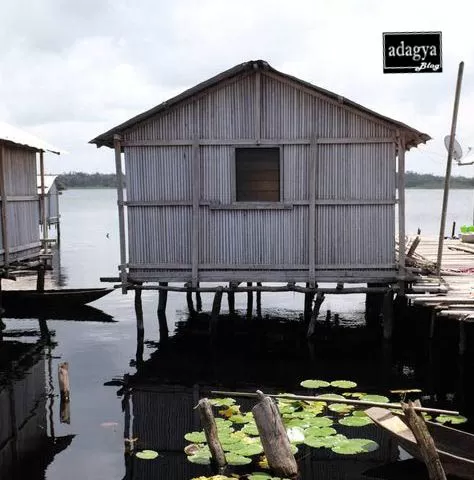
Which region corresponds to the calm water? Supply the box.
[1,188,474,480]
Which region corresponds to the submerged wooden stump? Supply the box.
[197,398,226,471]
[252,391,298,478]
[402,401,446,480]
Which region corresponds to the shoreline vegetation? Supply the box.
[55,171,474,189]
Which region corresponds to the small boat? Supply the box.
[1,288,113,311]
[365,406,474,479]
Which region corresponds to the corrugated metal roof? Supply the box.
[37,174,58,194]
[89,59,431,150]
[0,122,63,154]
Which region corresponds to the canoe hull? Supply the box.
[365,407,474,479]
[1,288,113,310]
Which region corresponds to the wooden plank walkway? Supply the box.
[406,236,474,321]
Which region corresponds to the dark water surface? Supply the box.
[1,188,474,480]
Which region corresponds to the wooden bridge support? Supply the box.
[382,291,394,340]
[157,282,168,314]
[210,287,224,338]
[256,282,262,318]
[228,282,237,314]
[186,283,196,316]
[246,282,253,319]
[195,284,203,312]
[307,292,325,338]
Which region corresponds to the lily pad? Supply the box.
[304,433,347,448]
[210,397,236,407]
[360,394,390,404]
[304,426,337,437]
[230,443,264,456]
[328,403,354,414]
[316,393,345,401]
[185,431,206,443]
[225,453,252,465]
[338,416,373,427]
[306,416,333,427]
[343,392,366,399]
[435,414,468,425]
[352,410,369,417]
[331,380,357,389]
[248,474,291,480]
[229,413,252,424]
[284,418,311,429]
[135,449,159,460]
[331,438,379,455]
[300,379,331,389]
[188,453,211,464]
[242,423,260,436]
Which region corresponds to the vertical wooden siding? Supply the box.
[123,71,398,281]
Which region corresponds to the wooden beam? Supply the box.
[191,138,200,287]
[0,144,9,267]
[122,137,396,147]
[114,135,128,294]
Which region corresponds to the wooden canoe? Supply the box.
[1,288,113,310]
[365,406,474,479]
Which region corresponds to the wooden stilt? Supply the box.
[135,298,144,366]
[252,391,298,478]
[134,283,142,314]
[228,282,237,314]
[459,319,466,356]
[210,287,223,337]
[382,291,394,340]
[196,283,203,312]
[304,283,314,323]
[197,398,227,472]
[246,282,253,319]
[325,309,331,326]
[60,396,71,424]
[256,282,262,318]
[157,282,168,314]
[429,309,436,339]
[307,292,325,338]
[36,263,45,293]
[186,283,196,316]
[334,313,340,327]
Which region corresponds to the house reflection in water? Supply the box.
[120,314,400,480]
[0,327,74,479]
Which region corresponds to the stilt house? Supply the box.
[0,123,61,268]
[90,60,430,290]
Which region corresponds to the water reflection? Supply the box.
[0,323,74,479]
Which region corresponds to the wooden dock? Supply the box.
[406,236,474,326]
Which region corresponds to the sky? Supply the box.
[1,0,474,176]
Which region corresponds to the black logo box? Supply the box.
[383,32,442,73]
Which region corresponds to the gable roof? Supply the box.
[90,60,430,150]
[37,175,58,194]
[0,122,63,154]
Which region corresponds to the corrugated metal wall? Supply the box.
[0,145,41,264]
[123,71,398,282]
[46,181,59,223]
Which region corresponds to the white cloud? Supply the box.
[1,0,473,174]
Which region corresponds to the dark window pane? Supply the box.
[236,148,280,202]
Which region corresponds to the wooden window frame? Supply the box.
[232,145,284,204]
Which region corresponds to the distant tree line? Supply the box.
[53,171,474,190]
[56,172,123,189]
[405,171,474,189]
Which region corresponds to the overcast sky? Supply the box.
[1,0,474,176]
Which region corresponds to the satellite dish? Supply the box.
[444,135,463,161]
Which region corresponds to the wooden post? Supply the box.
[58,362,70,401]
[304,282,314,324]
[157,282,168,314]
[196,285,203,312]
[0,144,9,268]
[429,309,436,339]
[397,132,406,293]
[437,62,464,277]
[134,283,142,315]
[256,282,262,318]
[60,396,71,424]
[39,150,48,242]
[307,292,325,338]
[382,291,394,340]
[113,135,128,294]
[186,283,196,316]
[191,132,200,288]
[228,282,236,314]
[197,398,227,471]
[36,263,45,293]
[451,221,456,238]
[252,391,298,478]
[308,135,317,284]
[210,287,223,336]
[246,282,253,318]
[402,401,447,480]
